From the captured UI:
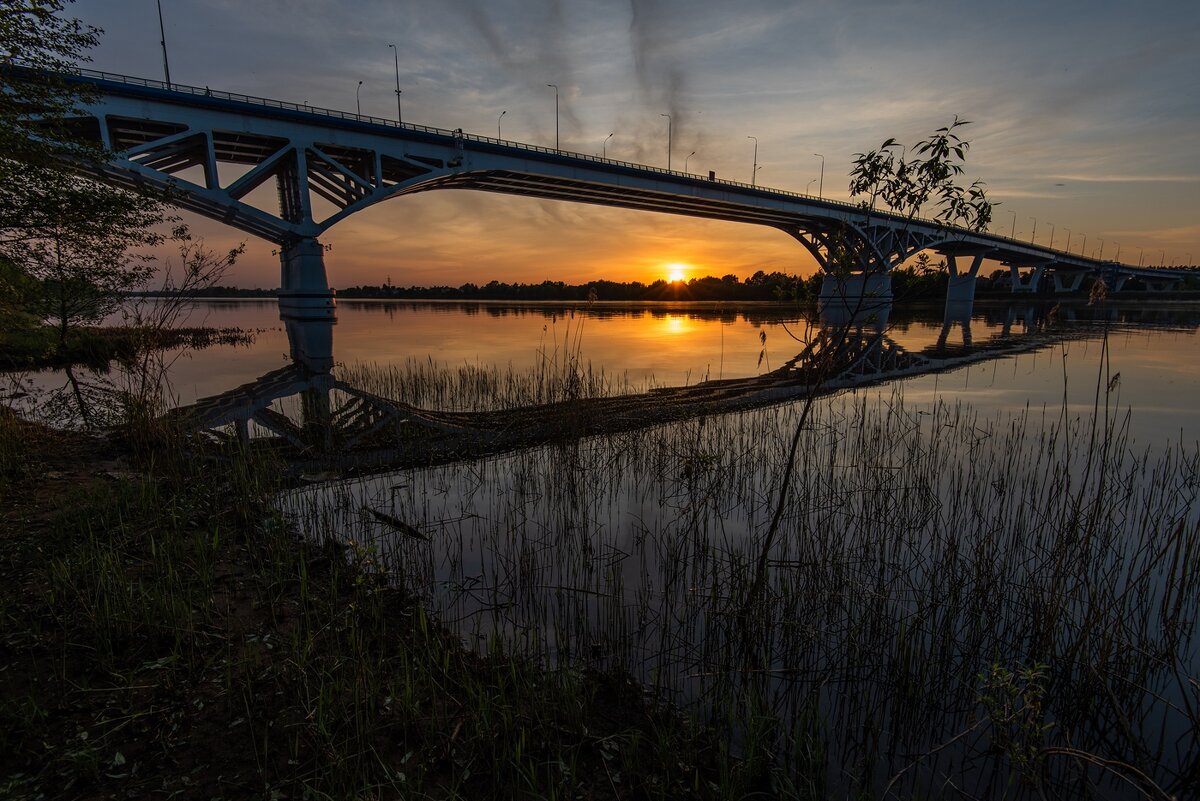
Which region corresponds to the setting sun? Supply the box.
[666,262,689,282]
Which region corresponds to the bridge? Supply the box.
[39,68,1196,319]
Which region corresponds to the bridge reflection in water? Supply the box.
[165,300,1195,477]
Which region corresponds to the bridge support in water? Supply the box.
[1008,261,1049,293]
[279,237,336,321]
[943,250,990,304]
[1052,268,1089,293]
[818,271,893,319]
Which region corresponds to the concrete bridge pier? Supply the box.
[279,237,336,321]
[943,251,989,304]
[1109,275,1131,293]
[819,297,892,332]
[1008,262,1048,293]
[819,271,892,320]
[1052,269,1089,293]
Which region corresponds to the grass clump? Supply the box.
[0,414,732,800]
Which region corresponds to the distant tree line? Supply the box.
[131,266,960,302]
[343,267,950,301]
[341,271,821,302]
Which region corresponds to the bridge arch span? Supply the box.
[30,67,1185,316]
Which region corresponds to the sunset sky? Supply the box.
[73,0,1200,288]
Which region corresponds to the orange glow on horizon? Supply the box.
[666,262,690,282]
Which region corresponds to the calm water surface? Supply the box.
[21,298,1200,445]
[13,298,1200,798]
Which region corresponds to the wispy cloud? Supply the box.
[1049,174,1200,184]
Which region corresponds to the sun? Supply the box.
[666,262,689,282]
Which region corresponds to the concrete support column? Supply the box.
[945,253,986,304]
[1009,264,1046,293]
[1110,275,1130,293]
[279,236,336,321]
[819,271,893,322]
[1052,270,1088,293]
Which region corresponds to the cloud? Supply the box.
[1048,174,1200,184]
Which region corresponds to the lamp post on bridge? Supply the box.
[387,45,403,124]
[684,151,696,172]
[547,85,559,150]
[1113,241,1121,263]
[1097,238,1105,261]
[1160,251,1166,267]
[156,0,172,88]
[1138,246,1144,267]
[497,110,506,139]
[1047,222,1056,250]
[747,136,758,186]
[806,179,816,194]
[1029,217,1037,244]
[1008,210,1017,239]
[356,81,363,116]
[1080,234,1086,257]
[661,113,672,169]
[814,153,825,198]
[602,132,614,158]
[1064,228,1072,253]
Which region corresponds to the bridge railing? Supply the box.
[59,67,1193,274]
[65,68,900,218]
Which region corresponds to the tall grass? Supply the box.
[283,385,1199,799]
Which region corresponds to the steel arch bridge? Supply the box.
[34,68,1193,317]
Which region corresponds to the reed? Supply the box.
[284,375,1199,799]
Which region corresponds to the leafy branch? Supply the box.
[849,116,995,232]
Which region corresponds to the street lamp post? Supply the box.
[814,153,825,198]
[661,113,672,170]
[1097,238,1105,261]
[1160,251,1166,267]
[356,80,363,116]
[1113,241,1121,262]
[547,84,559,149]
[602,132,614,158]
[1080,234,1087,257]
[1047,222,1056,250]
[1029,217,1037,244]
[497,110,506,139]
[747,136,758,186]
[1064,228,1072,253]
[387,44,402,124]
[806,179,816,194]
[684,151,696,172]
[156,0,172,88]
[1009,210,1017,239]
[1138,247,1144,267]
